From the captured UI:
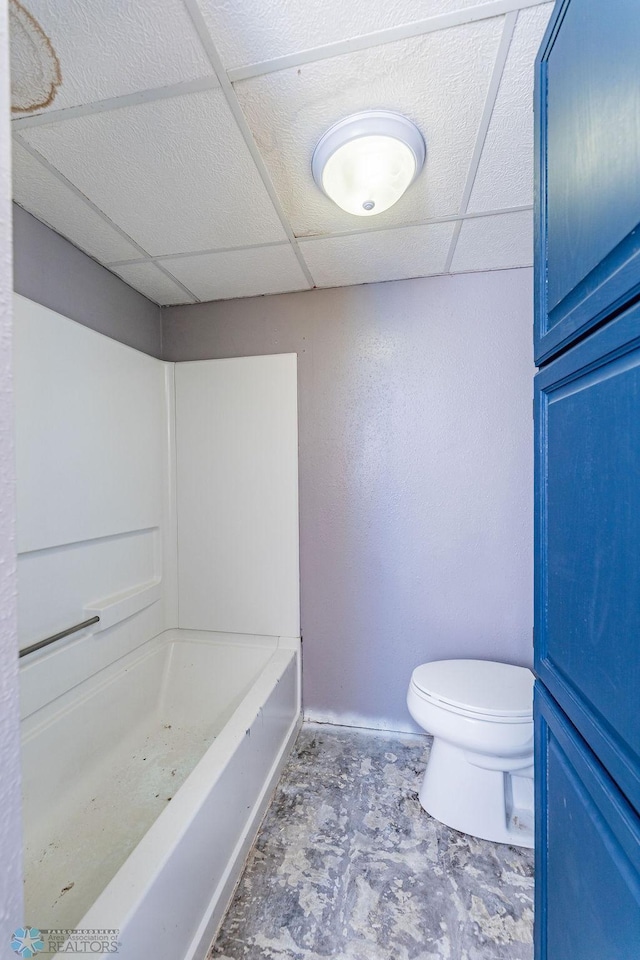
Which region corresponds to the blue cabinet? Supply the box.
[535,303,640,815]
[535,686,640,960]
[534,0,640,955]
[534,0,640,364]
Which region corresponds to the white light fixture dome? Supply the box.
[312,110,426,217]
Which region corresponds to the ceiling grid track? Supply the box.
[10,0,548,303]
[227,0,550,82]
[295,204,532,244]
[10,0,548,131]
[104,205,533,269]
[106,239,293,269]
[15,135,150,260]
[11,76,221,131]
[444,10,519,273]
[150,262,201,303]
[181,0,316,289]
[14,136,201,303]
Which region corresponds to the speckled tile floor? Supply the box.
[209,724,534,960]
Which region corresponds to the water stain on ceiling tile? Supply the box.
[9,0,61,114]
[9,0,554,304]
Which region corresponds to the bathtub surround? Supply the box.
[14,295,299,662]
[210,724,535,960]
[16,295,301,957]
[14,295,171,702]
[0,0,23,942]
[163,268,534,732]
[13,205,162,357]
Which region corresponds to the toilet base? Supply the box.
[419,738,534,848]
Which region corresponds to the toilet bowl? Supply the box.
[407,659,534,847]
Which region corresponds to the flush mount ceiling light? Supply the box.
[312,110,426,217]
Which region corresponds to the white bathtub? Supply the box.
[21,629,301,960]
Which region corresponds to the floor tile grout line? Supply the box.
[444,10,518,273]
[227,0,550,82]
[180,0,316,290]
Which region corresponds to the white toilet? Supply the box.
[407,659,534,848]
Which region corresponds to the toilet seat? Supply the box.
[410,659,533,723]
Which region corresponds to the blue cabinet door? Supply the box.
[535,302,640,816]
[535,1,640,956]
[535,685,640,960]
[534,0,640,364]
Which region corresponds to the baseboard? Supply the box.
[304,708,423,737]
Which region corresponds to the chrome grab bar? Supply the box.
[19,616,100,659]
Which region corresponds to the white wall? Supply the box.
[175,355,299,638]
[0,0,24,941]
[14,296,175,719]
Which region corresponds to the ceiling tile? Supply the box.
[12,139,141,263]
[300,221,455,287]
[468,4,554,212]
[161,244,310,301]
[20,88,288,256]
[110,262,193,305]
[234,18,503,238]
[10,0,213,118]
[197,0,493,71]
[450,211,533,272]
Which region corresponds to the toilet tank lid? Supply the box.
[411,660,534,718]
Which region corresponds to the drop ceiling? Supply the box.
[10,0,553,306]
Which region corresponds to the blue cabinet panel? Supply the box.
[535,685,640,960]
[534,0,640,364]
[535,302,640,814]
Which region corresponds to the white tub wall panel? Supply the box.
[84,576,162,631]
[17,527,157,650]
[162,362,179,628]
[14,295,175,708]
[75,649,301,960]
[19,600,165,721]
[175,354,300,638]
[13,294,165,553]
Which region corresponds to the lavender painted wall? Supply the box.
[163,268,534,732]
[12,205,162,358]
[0,0,24,939]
